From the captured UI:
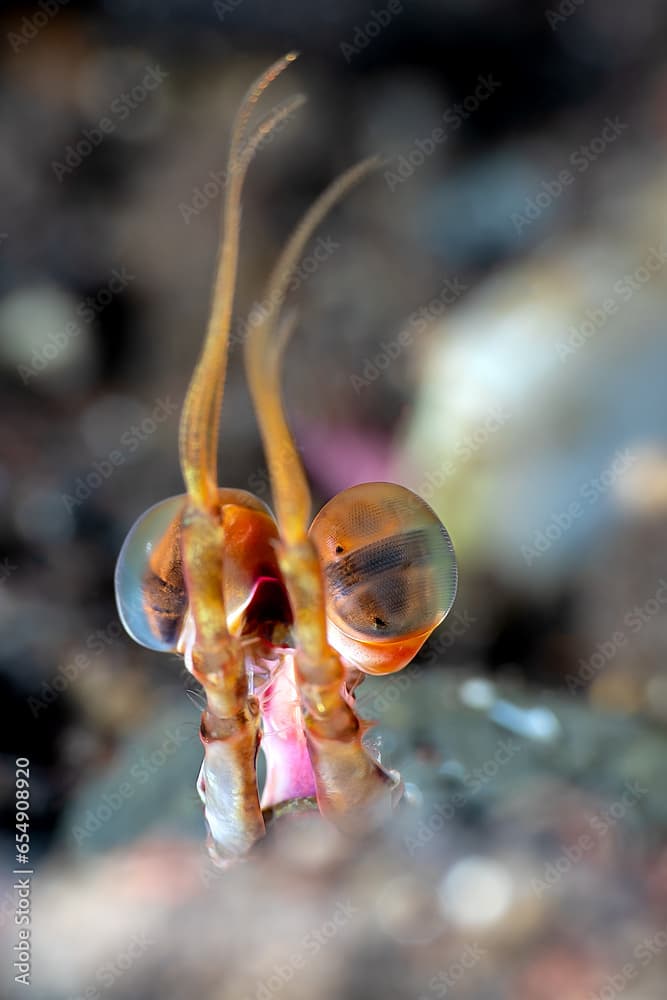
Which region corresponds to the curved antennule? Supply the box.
[244,156,380,543]
[200,92,306,494]
[236,94,305,178]
[178,51,301,513]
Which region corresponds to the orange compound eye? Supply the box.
[308,482,458,675]
[115,489,288,653]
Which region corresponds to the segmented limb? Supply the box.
[177,55,302,861]
[244,163,403,833]
[178,507,264,861]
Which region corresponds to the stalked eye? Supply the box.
[115,494,188,652]
[309,482,458,674]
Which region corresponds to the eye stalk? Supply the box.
[308,482,458,675]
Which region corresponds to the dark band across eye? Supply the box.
[141,571,188,646]
[309,482,458,646]
[115,494,189,652]
[325,528,432,596]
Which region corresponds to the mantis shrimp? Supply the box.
[114,52,458,864]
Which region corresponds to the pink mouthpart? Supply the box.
[258,652,317,808]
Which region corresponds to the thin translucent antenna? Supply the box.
[179,52,300,512]
[237,94,305,179]
[203,92,306,487]
[245,156,380,543]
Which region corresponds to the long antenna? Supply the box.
[245,156,380,545]
[178,52,300,512]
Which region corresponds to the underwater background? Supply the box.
[1,1,667,997]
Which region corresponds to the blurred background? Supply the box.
[1,1,667,997]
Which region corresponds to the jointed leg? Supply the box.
[176,55,302,860]
[179,506,265,861]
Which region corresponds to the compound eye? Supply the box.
[114,495,188,652]
[309,482,457,660]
